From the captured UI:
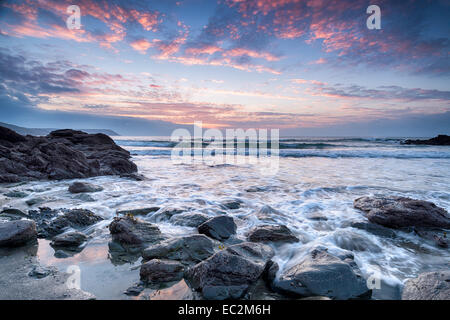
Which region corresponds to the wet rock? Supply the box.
[120,173,147,181]
[350,221,396,238]
[333,229,382,253]
[68,182,103,194]
[0,126,137,182]
[29,208,103,238]
[149,207,185,223]
[109,216,164,246]
[413,228,449,248]
[51,231,87,247]
[0,219,37,247]
[140,259,184,283]
[433,235,448,248]
[221,200,242,210]
[124,283,145,296]
[4,191,28,198]
[26,198,46,206]
[137,279,196,300]
[273,246,371,300]
[256,205,288,222]
[28,264,57,279]
[0,208,29,221]
[402,271,450,300]
[247,225,299,243]
[170,213,209,227]
[116,207,160,216]
[403,135,450,146]
[143,234,215,264]
[185,242,274,300]
[354,196,450,229]
[198,216,237,241]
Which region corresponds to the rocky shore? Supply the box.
[0,189,448,300]
[0,126,449,300]
[0,126,137,182]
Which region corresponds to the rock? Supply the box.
[170,213,209,227]
[221,200,242,210]
[124,283,145,296]
[198,216,237,241]
[137,279,195,300]
[109,216,164,246]
[51,231,87,247]
[433,235,448,248]
[0,126,137,182]
[350,221,396,238]
[116,207,160,216]
[0,208,29,221]
[68,182,103,193]
[26,197,46,206]
[0,220,37,247]
[28,264,57,279]
[185,242,274,300]
[4,191,28,198]
[149,207,185,223]
[143,234,215,264]
[28,208,103,238]
[120,173,147,181]
[247,225,299,243]
[403,135,450,146]
[333,229,382,253]
[140,259,184,283]
[256,205,288,222]
[273,246,371,300]
[402,271,450,300]
[354,196,450,229]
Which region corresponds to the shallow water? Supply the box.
[1,137,449,299]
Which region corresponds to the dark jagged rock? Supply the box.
[198,216,237,241]
[28,207,103,238]
[68,182,103,194]
[354,196,450,229]
[170,212,209,227]
[140,259,184,283]
[221,199,242,210]
[273,246,371,300]
[247,224,299,243]
[116,207,160,216]
[402,271,450,300]
[109,216,164,246]
[50,231,87,247]
[0,126,137,182]
[149,207,185,223]
[185,242,274,300]
[403,135,450,146]
[142,234,215,264]
[350,221,397,238]
[0,219,37,247]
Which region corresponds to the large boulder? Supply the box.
[109,216,164,246]
[0,219,37,247]
[273,246,371,300]
[354,196,450,229]
[68,182,103,194]
[247,225,299,243]
[143,234,215,264]
[198,216,237,241]
[0,126,137,182]
[402,271,450,300]
[140,259,184,284]
[185,242,274,300]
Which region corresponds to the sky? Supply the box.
[0,0,449,136]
